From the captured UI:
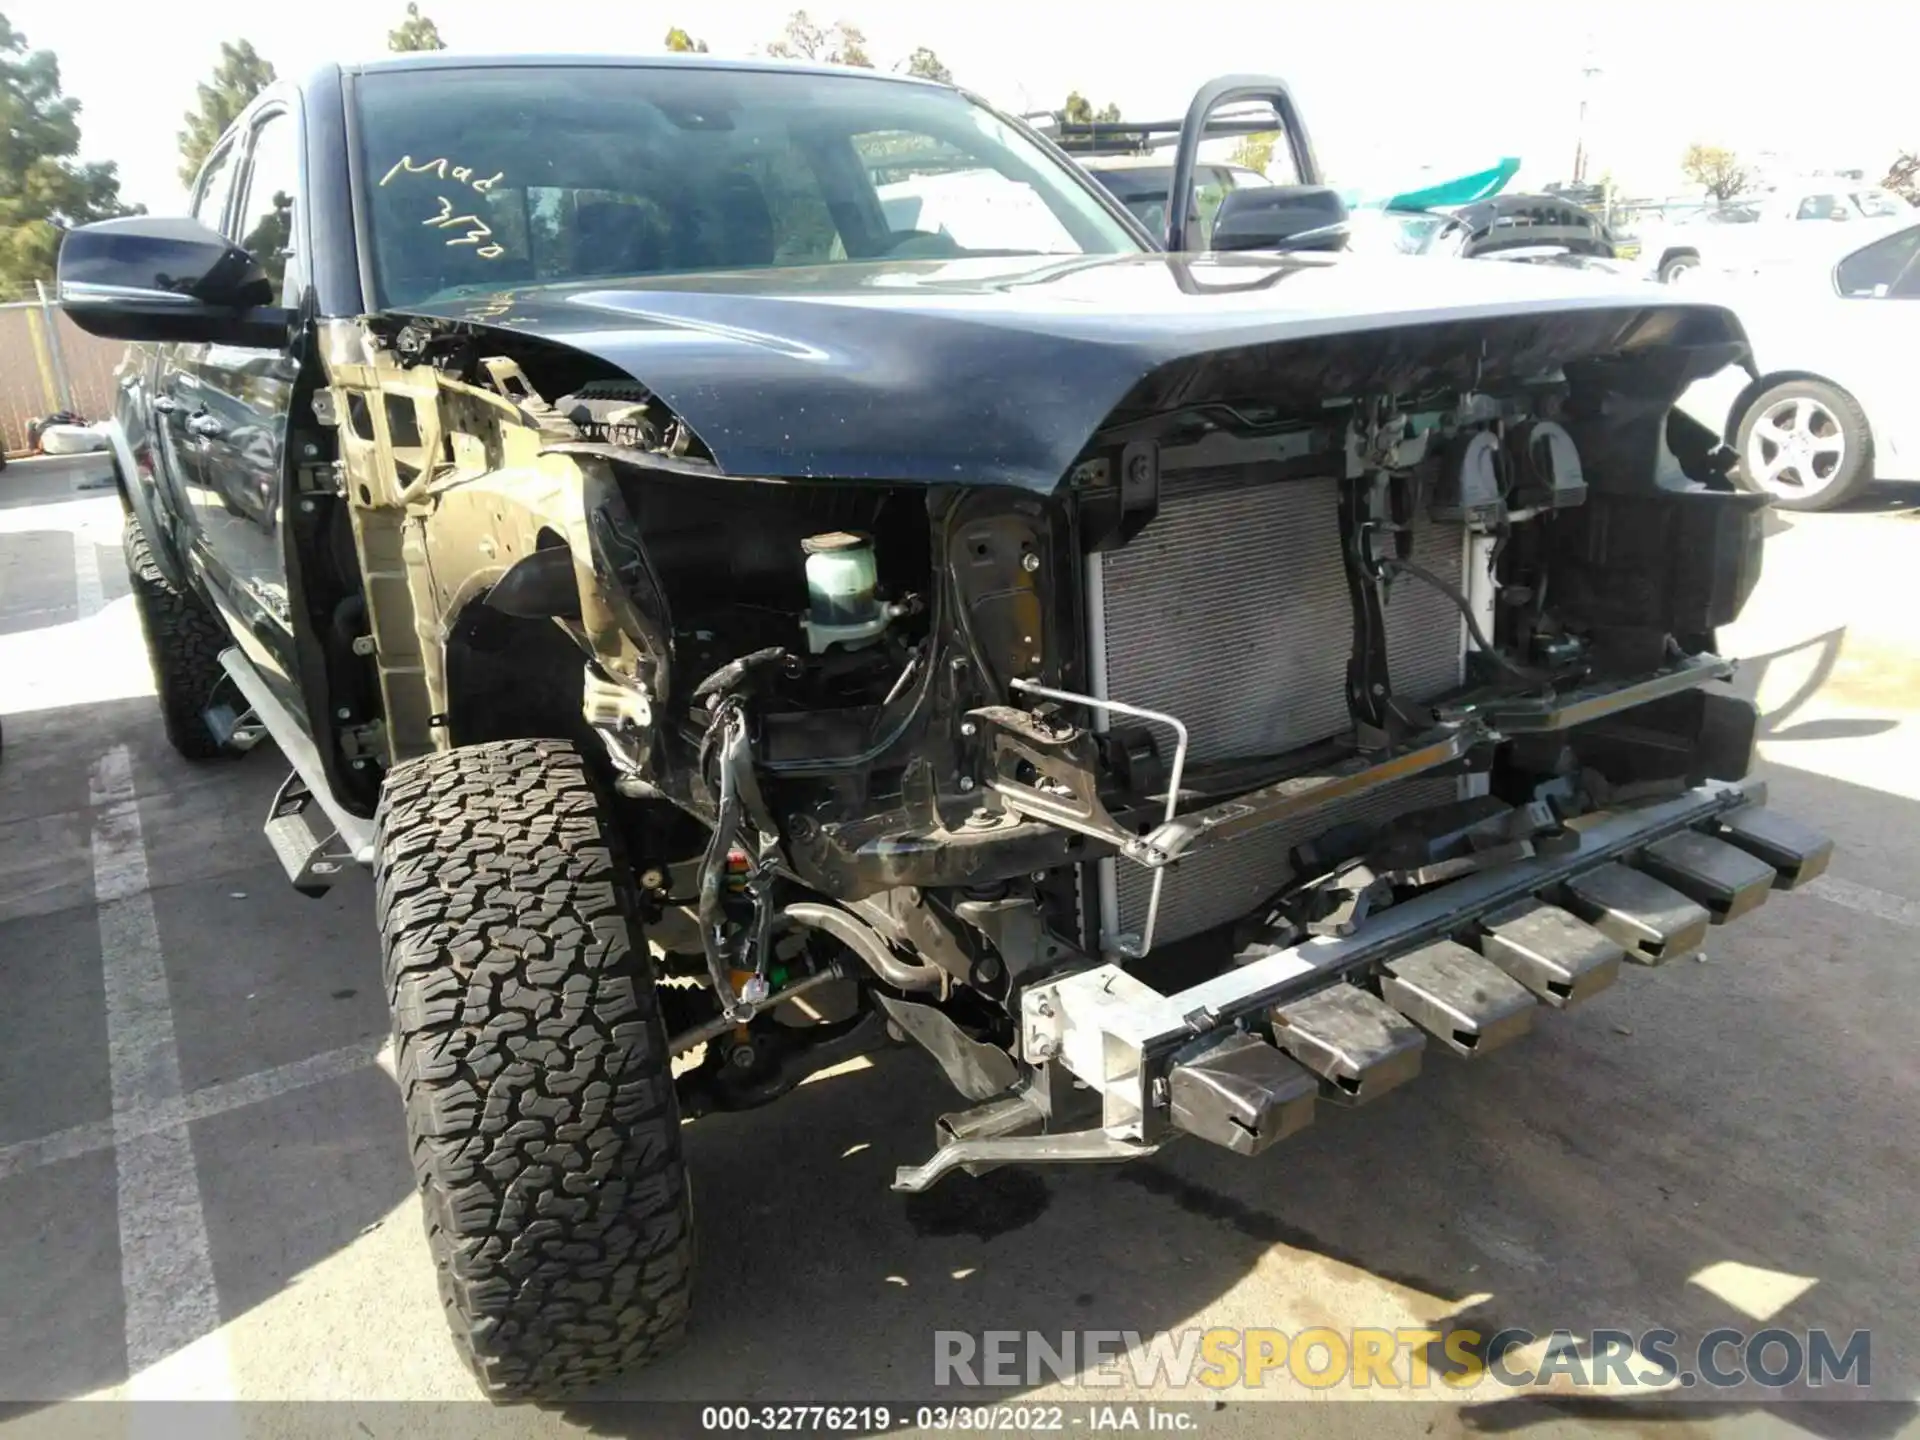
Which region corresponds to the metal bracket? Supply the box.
[262,769,357,896]
[1004,678,1188,958]
[1439,653,1736,733]
[220,648,375,866]
[873,992,1020,1102]
[973,703,1133,848]
[892,1128,1163,1193]
[339,718,387,762]
[1140,724,1478,864]
[204,701,266,754]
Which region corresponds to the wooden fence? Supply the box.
[0,287,127,457]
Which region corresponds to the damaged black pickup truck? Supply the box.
[59,55,1830,1397]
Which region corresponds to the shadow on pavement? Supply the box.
[0,530,81,637]
[1832,480,1920,518]
[0,593,1914,1430]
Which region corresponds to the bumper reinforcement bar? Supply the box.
[892,777,1830,1190]
[1014,775,1827,1145]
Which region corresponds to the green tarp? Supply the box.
[1381,158,1522,211]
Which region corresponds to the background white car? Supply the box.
[1678,215,1920,510]
[1639,184,1912,285]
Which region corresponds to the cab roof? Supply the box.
[336,52,946,87]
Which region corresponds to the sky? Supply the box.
[10,0,1918,215]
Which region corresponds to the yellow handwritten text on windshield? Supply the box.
[379,155,503,192]
[380,156,508,259]
[423,196,504,259]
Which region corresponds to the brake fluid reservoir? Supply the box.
[801,531,888,652]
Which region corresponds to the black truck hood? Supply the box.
[399,252,1746,490]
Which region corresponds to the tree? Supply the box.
[766,11,871,68]
[664,26,709,52]
[1229,131,1278,176]
[1060,92,1121,126]
[0,14,138,291]
[901,47,951,83]
[1883,152,1919,206]
[1681,143,1750,202]
[387,3,445,52]
[177,40,276,188]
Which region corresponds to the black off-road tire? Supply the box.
[123,516,230,760]
[374,739,694,1399]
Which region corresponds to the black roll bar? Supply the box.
[1165,75,1321,252]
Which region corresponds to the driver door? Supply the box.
[179,102,306,695]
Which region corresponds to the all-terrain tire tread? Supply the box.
[122,517,230,760]
[373,739,692,1399]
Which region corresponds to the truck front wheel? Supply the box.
[124,515,232,760]
[374,738,694,1398]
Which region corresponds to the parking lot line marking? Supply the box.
[72,525,105,619]
[90,745,233,1398]
[0,1117,116,1183]
[0,1037,386,1184]
[1802,874,1920,930]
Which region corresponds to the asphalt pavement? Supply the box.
[1,453,1916,1437]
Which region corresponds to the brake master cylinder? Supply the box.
[800,531,890,652]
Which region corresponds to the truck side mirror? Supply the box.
[57,215,295,348]
[1209,185,1350,254]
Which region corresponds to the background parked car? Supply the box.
[1639,184,1913,285]
[1677,214,1920,510]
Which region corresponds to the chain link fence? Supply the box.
[1,281,127,457]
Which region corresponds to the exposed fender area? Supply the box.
[313,320,665,768]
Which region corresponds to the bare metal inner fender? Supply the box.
[316,325,662,767]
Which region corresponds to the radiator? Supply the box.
[1090,468,1468,947]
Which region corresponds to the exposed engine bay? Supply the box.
[298,296,1827,1182]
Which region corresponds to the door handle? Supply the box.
[187,413,224,439]
[152,396,179,414]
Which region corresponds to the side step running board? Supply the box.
[264,770,359,896]
[218,648,375,893]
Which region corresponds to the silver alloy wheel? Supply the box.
[1746,393,1848,500]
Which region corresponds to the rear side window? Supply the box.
[1835,225,1920,297]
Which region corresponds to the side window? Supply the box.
[1796,194,1843,221]
[235,111,301,304]
[1835,226,1920,297]
[193,142,238,231]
